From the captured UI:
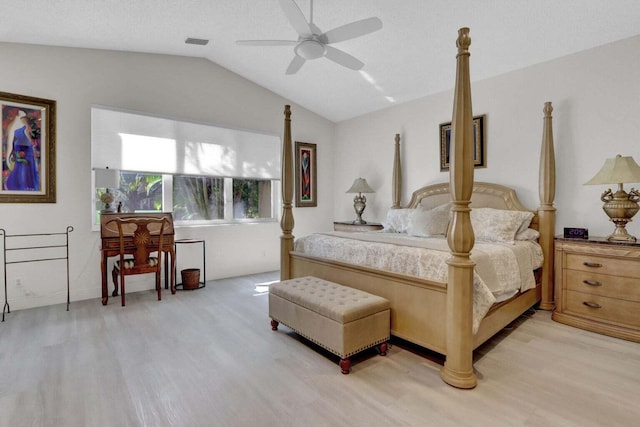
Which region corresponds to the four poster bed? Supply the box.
[279,28,556,388]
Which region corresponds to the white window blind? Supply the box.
[91,106,281,179]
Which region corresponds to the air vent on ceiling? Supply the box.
[185,37,209,46]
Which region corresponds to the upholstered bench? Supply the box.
[269,276,390,374]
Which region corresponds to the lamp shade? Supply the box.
[346,178,374,194]
[94,167,120,188]
[584,155,640,185]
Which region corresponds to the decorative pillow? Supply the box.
[470,208,534,244]
[382,208,414,233]
[516,216,535,235]
[516,228,540,241]
[408,207,449,237]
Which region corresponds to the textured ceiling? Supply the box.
[2,0,640,122]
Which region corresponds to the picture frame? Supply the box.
[1,91,56,203]
[295,141,317,207]
[439,114,486,172]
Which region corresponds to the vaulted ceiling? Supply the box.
[3,0,640,122]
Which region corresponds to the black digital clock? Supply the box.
[564,227,589,239]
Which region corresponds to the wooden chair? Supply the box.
[108,217,170,306]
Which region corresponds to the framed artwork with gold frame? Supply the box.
[0,91,56,203]
[439,114,485,172]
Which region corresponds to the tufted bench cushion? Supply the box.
[269,276,390,374]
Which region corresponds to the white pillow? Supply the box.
[516,215,535,235]
[470,208,534,244]
[382,208,414,233]
[408,208,449,237]
[516,228,540,241]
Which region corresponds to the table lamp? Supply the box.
[346,178,374,224]
[95,167,120,213]
[584,154,640,242]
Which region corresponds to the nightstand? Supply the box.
[553,236,640,342]
[333,221,383,232]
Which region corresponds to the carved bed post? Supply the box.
[538,102,556,310]
[281,105,294,280]
[441,27,477,389]
[392,134,402,208]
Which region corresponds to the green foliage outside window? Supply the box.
[117,172,162,213]
[96,171,273,222]
[173,176,224,220]
[233,179,260,219]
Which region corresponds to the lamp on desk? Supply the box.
[346,178,375,224]
[585,154,640,242]
[95,167,120,213]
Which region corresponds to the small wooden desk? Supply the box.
[100,212,175,305]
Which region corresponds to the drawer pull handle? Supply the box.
[583,301,602,309]
[583,262,602,268]
[583,279,603,286]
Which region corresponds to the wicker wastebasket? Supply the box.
[181,268,201,290]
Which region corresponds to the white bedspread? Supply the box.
[293,231,543,334]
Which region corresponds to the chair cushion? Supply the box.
[114,257,158,270]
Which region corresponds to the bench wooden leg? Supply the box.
[378,342,388,356]
[339,358,351,374]
[270,319,279,331]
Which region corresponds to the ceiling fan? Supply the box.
[236,0,383,74]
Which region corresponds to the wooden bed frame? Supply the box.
[279,28,556,389]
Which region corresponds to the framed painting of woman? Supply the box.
[1,91,56,203]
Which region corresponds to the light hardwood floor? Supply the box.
[0,271,638,427]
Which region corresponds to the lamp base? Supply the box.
[601,187,639,243]
[101,201,115,214]
[608,234,637,243]
[607,219,637,242]
[352,194,367,225]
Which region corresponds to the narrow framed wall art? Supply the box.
[294,141,317,207]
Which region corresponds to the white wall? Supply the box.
[334,35,640,242]
[0,42,334,310]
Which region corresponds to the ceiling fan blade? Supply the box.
[278,0,312,37]
[324,46,364,70]
[236,40,297,46]
[321,17,383,44]
[286,55,306,75]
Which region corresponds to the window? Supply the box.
[119,172,163,213]
[91,107,281,226]
[232,179,272,219]
[173,175,224,221]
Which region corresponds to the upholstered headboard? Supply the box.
[404,182,539,229]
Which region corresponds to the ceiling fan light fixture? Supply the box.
[236,0,382,74]
[295,40,326,60]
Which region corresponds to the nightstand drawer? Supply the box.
[566,290,640,327]
[566,253,640,279]
[566,270,640,302]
